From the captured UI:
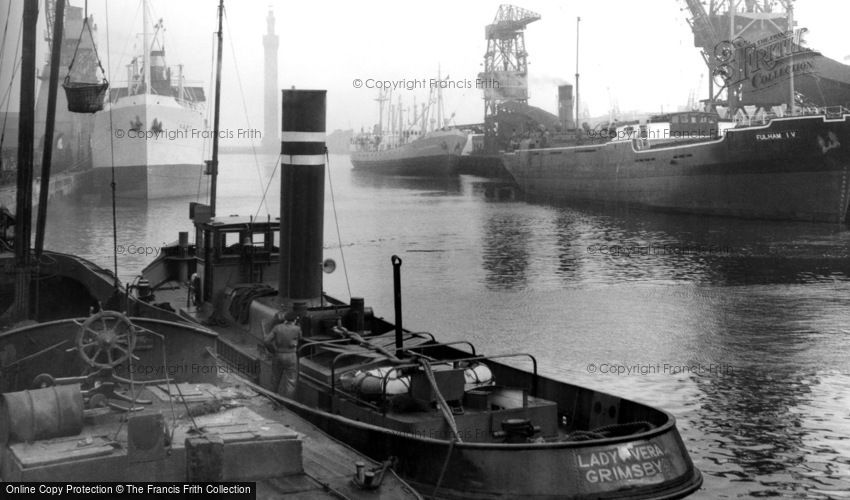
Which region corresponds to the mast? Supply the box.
[436,64,443,129]
[35,0,65,261]
[143,0,151,94]
[728,1,737,114]
[209,0,224,217]
[13,0,39,321]
[787,3,795,114]
[375,90,387,137]
[575,17,580,128]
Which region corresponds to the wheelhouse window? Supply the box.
[220,231,242,255]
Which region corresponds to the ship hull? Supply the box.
[504,114,850,222]
[86,163,207,200]
[283,340,703,500]
[351,130,467,176]
[90,94,208,199]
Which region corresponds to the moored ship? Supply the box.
[89,1,207,200]
[504,108,850,222]
[503,2,850,223]
[351,77,467,176]
[351,128,467,176]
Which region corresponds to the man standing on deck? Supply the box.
[263,311,301,397]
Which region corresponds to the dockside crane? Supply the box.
[681,0,794,117]
[39,0,99,83]
[479,4,540,150]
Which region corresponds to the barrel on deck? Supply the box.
[0,384,84,443]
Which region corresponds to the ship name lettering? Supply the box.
[628,443,667,461]
[578,449,619,467]
[578,444,667,468]
[584,460,664,483]
[756,133,783,140]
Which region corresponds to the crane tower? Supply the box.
[479,4,540,150]
[678,0,849,117]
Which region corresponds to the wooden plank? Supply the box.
[14,438,117,468]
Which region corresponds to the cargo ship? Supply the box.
[504,109,850,222]
[351,128,467,176]
[503,2,850,223]
[351,78,467,176]
[89,1,207,199]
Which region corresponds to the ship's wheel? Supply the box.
[75,311,137,369]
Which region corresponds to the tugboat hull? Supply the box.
[279,335,703,500]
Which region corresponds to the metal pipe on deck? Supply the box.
[392,255,403,356]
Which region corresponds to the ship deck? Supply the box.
[0,317,420,499]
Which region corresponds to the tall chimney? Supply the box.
[558,84,575,131]
[279,90,326,302]
[262,9,279,151]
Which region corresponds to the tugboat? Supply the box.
[134,89,703,498]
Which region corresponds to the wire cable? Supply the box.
[104,0,119,289]
[325,152,352,299]
[223,8,270,216]
[253,154,280,220]
[0,16,23,153]
[0,0,14,70]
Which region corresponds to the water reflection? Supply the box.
[481,211,531,289]
[46,198,152,268]
[349,170,462,194]
[683,287,850,497]
[465,179,519,203]
[541,202,850,286]
[34,154,850,499]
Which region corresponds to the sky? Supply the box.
[2,0,850,138]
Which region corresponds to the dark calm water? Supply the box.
[45,153,850,499]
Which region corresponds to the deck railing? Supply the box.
[735,105,850,127]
